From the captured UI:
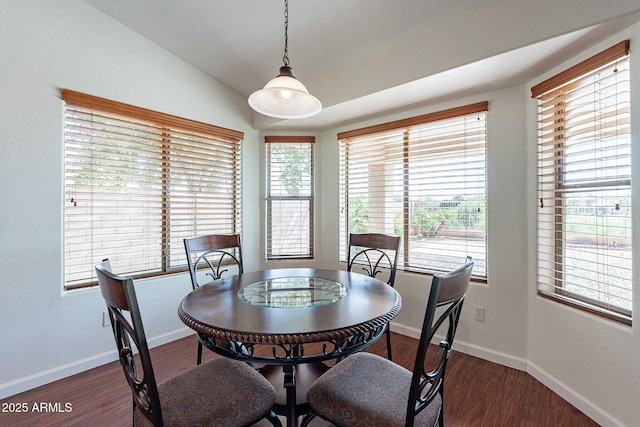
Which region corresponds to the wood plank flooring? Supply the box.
[0,332,599,426]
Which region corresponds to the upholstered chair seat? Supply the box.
[307,352,440,427]
[135,357,277,427]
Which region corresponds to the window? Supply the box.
[532,40,632,324]
[63,90,242,290]
[265,136,314,259]
[339,102,488,278]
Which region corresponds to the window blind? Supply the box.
[63,90,242,289]
[265,136,314,259]
[532,41,632,324]
[339,102,488,278]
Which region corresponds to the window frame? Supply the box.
[62,90,243,290]
[338,102,488,280]
[265,136,315,260]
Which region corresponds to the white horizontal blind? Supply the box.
[339,103,487,277]
[266,136,314,259]
[63,90,242,289]
[533,41,632,323]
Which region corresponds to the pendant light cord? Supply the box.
[283,0,289,66]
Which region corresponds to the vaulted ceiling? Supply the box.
[85,0,640,130]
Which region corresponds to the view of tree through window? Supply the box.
[266,136,314,259]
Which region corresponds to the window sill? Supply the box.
[538,291,632,326]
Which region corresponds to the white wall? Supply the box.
[0,0,260,397]
[1,1,639,426]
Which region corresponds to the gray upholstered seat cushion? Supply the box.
[135,357,276,427]
[307,352,441,427]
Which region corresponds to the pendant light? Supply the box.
[248,0,322,119]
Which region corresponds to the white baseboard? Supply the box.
[389,322,421,340]
[147,327,194,350]
[391,322,622,427]
[391,323,528,370]
[527,361,625,427]
[0,328,192,400]
[0,350,117,401]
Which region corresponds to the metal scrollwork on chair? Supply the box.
[195,248,242,282]
[347,233,400,286]
[110,307,158,420]
[348,247,394,280]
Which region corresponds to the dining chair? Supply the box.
[347,232,401,360]
[302,256,474,427]
[184,233,243,287]
[95,263,280,427]
[184,233,243,364]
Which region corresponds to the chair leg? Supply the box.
[300,410,317,427]
[197,341,202,365]
[437,388,445,427]
[265,410,283,427]
[385,325,393,361]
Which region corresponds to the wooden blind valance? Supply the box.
[264,135,315,143]
[531,40,629,99]
[62,89,244,141]
[337,101,488,140]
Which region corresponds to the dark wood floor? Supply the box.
[0,332,598,427]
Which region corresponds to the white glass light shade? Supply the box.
[248,67,322,119]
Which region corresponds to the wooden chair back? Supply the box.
[406,256,473,427]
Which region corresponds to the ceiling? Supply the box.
[84,0,640,131]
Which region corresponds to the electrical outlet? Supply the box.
[102,312,111,327]
[474,305,485,322]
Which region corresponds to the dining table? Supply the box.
[178,267,402,427]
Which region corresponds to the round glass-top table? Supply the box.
[237,276,347,308]
[178,268,402,426]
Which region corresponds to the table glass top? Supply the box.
[237,276,347,308]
